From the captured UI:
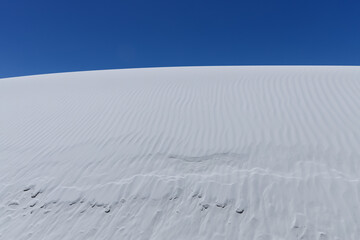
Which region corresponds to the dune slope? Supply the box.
[1,66,360,239]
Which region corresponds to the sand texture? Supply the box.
[1,66,360,239]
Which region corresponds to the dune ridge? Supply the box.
[1,66,360,239]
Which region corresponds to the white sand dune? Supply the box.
[1,66,360,239]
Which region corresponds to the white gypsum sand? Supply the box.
[1,66,360,239]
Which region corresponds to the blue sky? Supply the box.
[1,0,360,78]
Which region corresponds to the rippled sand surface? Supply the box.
[1,66,360,239]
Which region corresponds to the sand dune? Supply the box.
[1,66,360,239]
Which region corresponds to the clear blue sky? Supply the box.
[1,0,360,78]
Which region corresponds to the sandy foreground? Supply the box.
[1,66,360,239]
